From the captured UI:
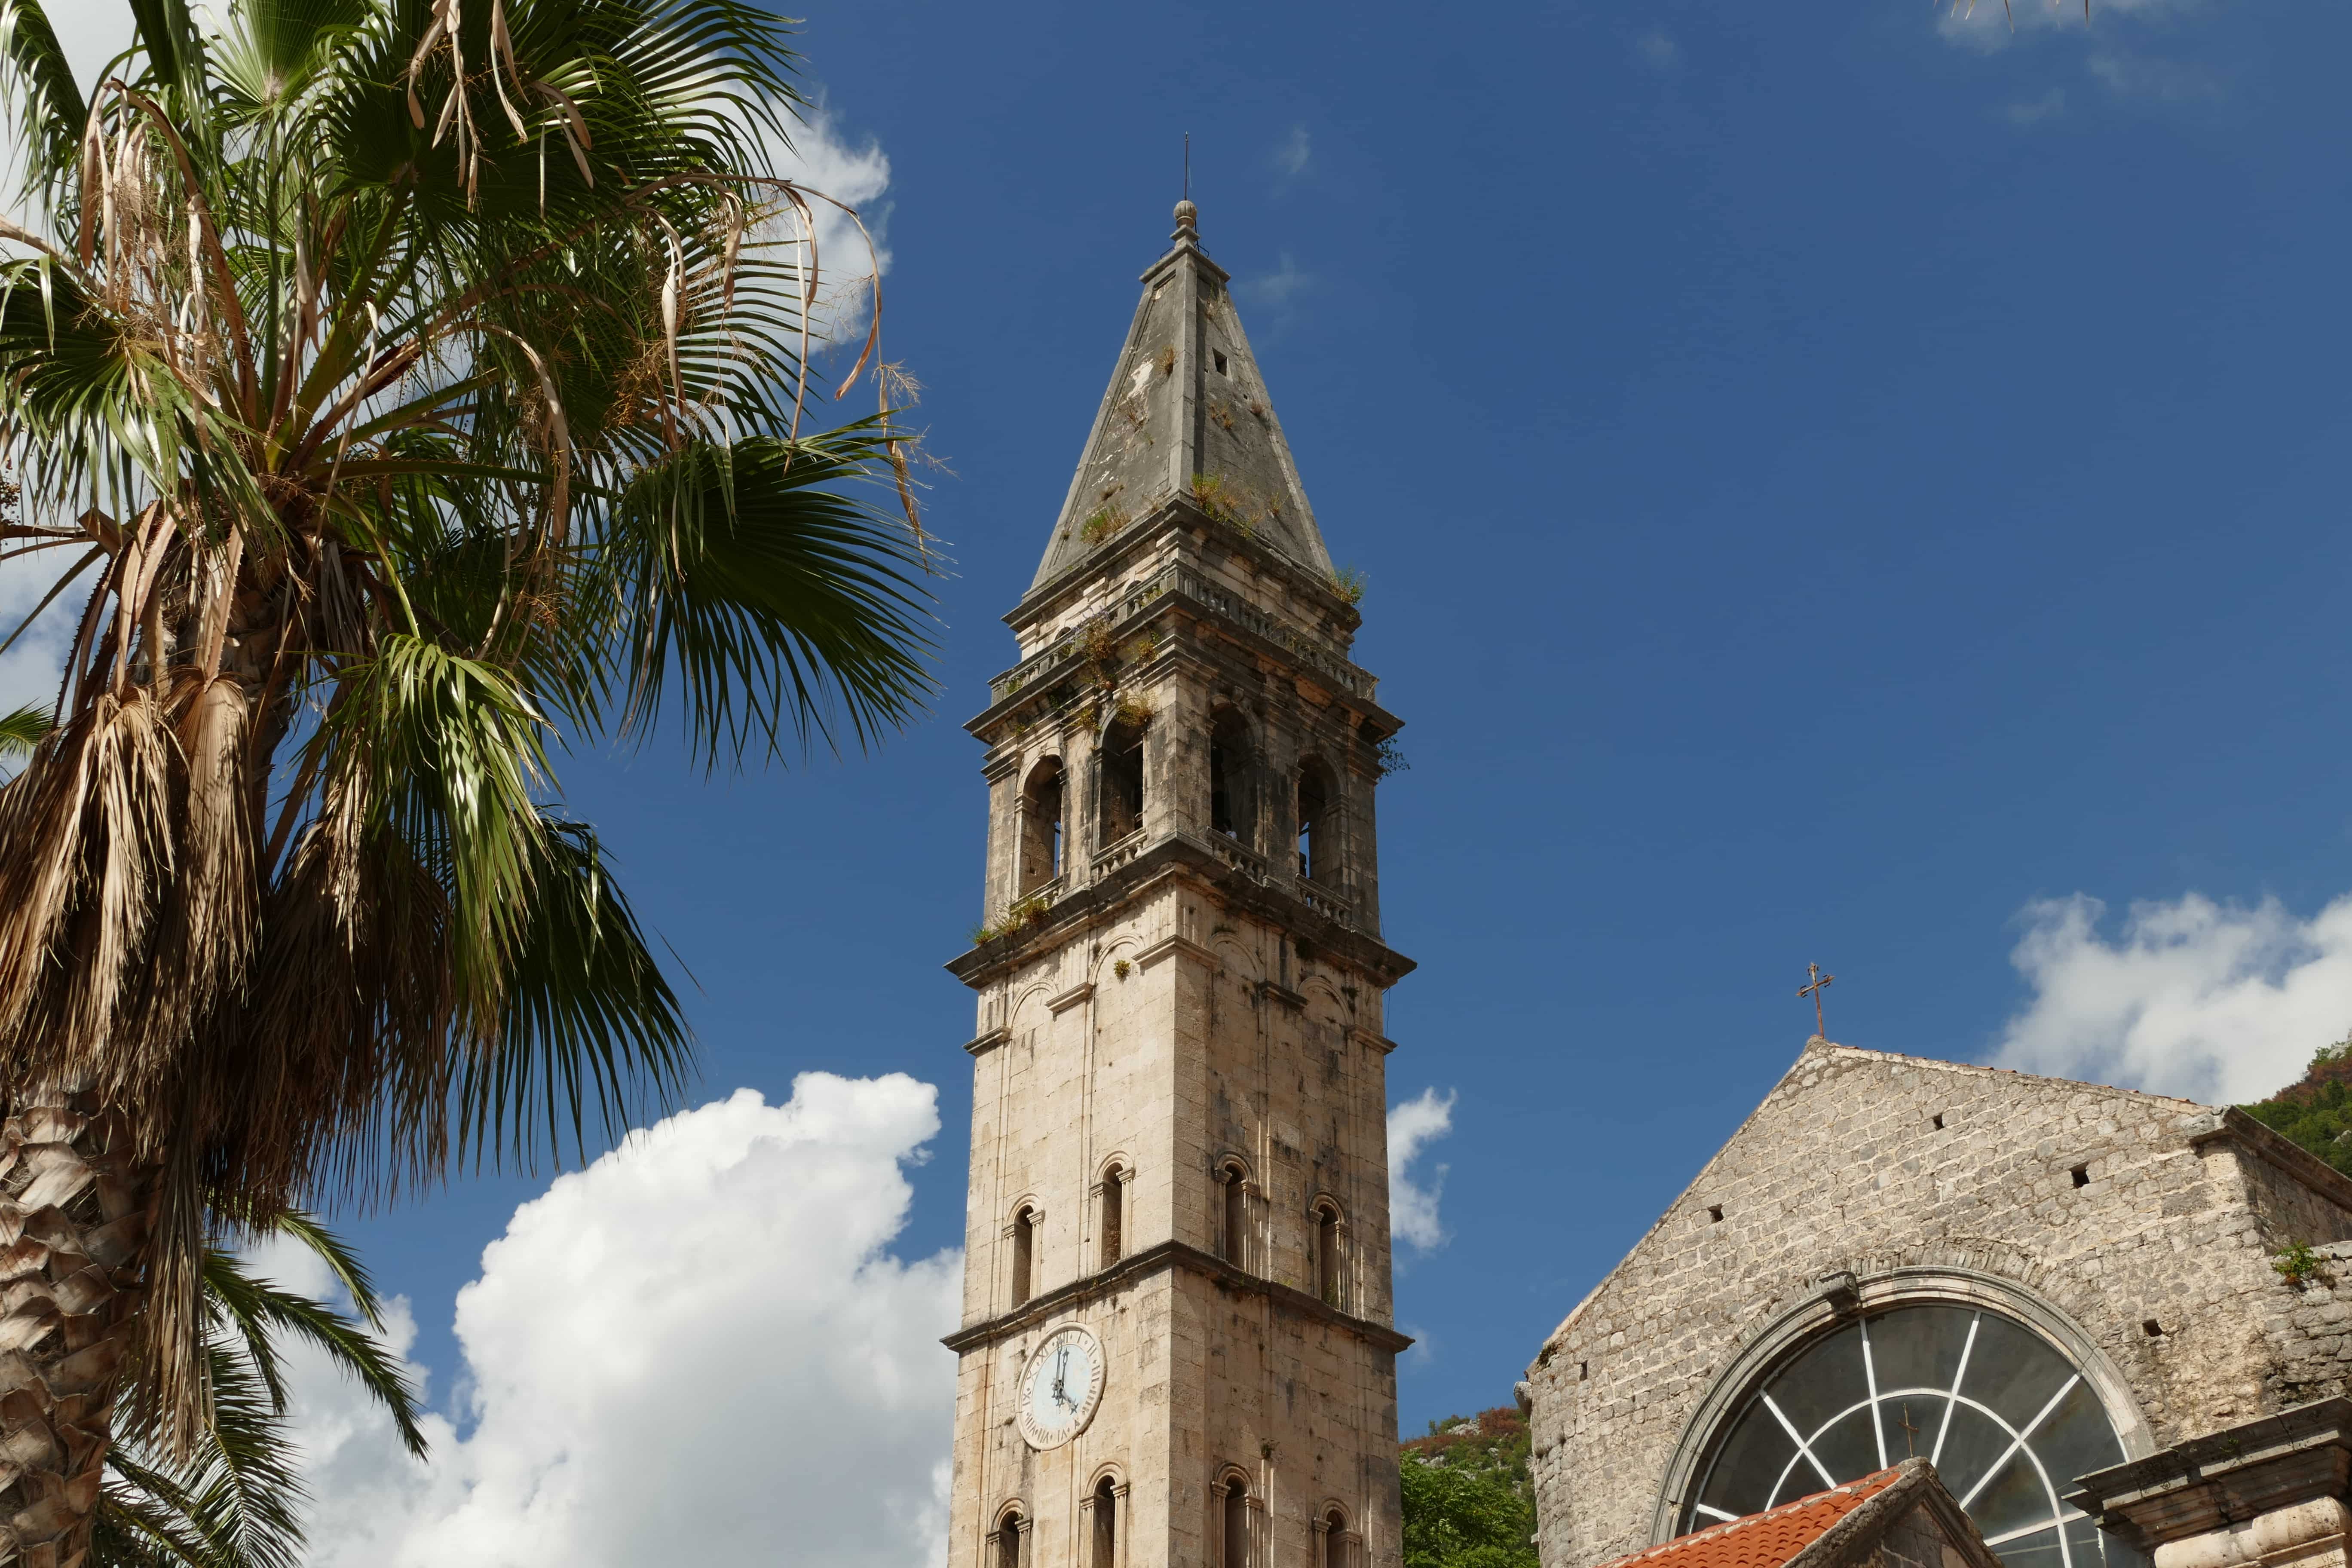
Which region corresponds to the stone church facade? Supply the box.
[1524,1038,2352,1568]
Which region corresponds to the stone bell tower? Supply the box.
[943,201,1417,1568]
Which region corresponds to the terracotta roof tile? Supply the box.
[1592,1469,1910,1568]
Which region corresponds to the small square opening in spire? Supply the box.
[1213,351,1229,375]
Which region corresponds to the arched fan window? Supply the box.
[1681,1305,2145,1568]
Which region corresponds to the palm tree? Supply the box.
[100,1214,426,1568]
[0,0,937,1556]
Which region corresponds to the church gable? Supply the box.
[1523,1038,2352,1568]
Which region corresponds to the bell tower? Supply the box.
[943,202,1415,1568]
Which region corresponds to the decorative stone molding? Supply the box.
[2069,1399,2352,1568]
[1648,1265,2154,1545]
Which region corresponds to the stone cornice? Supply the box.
[1134,934,1216,971]
[963,1027,1010,1057]
[939,1237,1413,1357]
[2067,1399,2352,1552]
[2191,1107,2352,1219]
[942,833,1414,990]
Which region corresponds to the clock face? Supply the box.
[1016,1325,1106,1450]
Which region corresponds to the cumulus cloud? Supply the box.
[1389,1087,1457,1253]
[1634,29,1681,70]
[283,1075,961,1568]
[1991,892,2352,1106]
[760,103,894,349]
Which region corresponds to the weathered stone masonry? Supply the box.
[1525,1038,2352,1568]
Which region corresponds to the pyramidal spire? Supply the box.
[1032,202,1333,590]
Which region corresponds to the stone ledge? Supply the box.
[940,1237,1413,1356]
[2067,1398,2352,1553]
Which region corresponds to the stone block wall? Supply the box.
[1524,1041,2352,1568]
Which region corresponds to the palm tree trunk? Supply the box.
[0,1088,148,1568]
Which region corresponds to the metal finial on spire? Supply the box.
[1173,133,1198,239]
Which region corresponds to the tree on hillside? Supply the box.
[0,0,936,1556]
[1401,1409,1540,1568]
[2240,1032,2352,1179]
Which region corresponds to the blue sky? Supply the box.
[28,0,2352,1555]
[369,0,2350,1418]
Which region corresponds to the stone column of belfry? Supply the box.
[941,201,1417,1568]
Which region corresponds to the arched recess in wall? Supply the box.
[1213,1466,1254,1568]
[1213,1154,1254,1271]
[1649,1268,2156,1566]
[1314,1501,1357,1568]
[991,1501,1031,1568]
[1084,1466,1129,1568]
[1308,1194,1348,1310]
[1097,716,1146,848]
[1096,1155,1130,1269]
[1209,705,1257,848]
[1295,755,1338,882]
[1005,1196,1041,1308]
[1018,756,1066,894]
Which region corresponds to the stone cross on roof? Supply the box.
[1030,202,1335,591]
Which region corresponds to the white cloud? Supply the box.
[2086,51,2223,99]
[1273,125,1311,178]
[760,103,894,352]
[284,1074,961,1568]
[1389,1087,1456,1253]
[1991,892,2352,1106]
[1935,0,2198,52]
[1634,29,1681,70]
[1238,252,1314,314]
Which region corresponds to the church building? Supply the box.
[1523,1036,2352,1568]
[941,203,1415,1568]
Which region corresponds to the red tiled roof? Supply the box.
[1592,1469,1909,1568]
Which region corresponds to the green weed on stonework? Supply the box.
[2275,1240,2331,1289]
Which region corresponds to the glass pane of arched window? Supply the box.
[1683,1305,2146,1568]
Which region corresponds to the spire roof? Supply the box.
[1032,204,1334,590]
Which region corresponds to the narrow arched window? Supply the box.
[1092,1478,1118,1568]
[1100,1166,1124,1269]
[1219,1164,1248,1268]
[1209,708,1253,845]
[1099,720,1145,845]
[999,1510,1025,1568]
[1323,1508,1348,1568]
[1019,758,1065,894]
[1314,1201,1343,1307]
[1296,760,1335,882]
[1010,1206,1035,1307]
[1222,1476,1250,1568]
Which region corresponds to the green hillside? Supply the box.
[1399,1406,1539,1568]
[2239,1035,2352,1178]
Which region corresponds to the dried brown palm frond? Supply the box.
[0,0,943,1555]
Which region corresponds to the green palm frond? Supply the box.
[99,1213,428,1568]
[0,703,49,760]
[0,0,940,1491]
